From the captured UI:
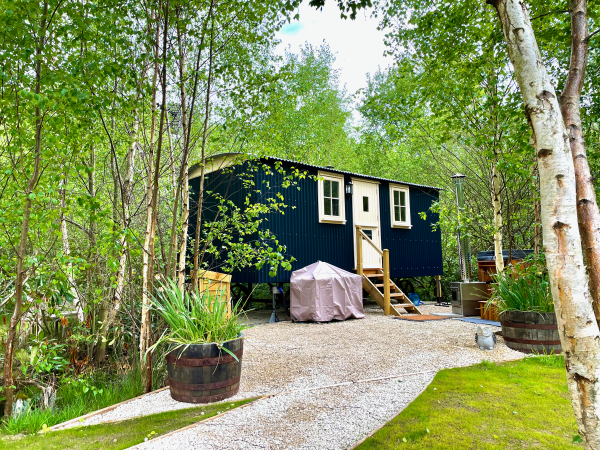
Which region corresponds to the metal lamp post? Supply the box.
[451,173,471,282]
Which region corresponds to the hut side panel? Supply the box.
[252,166,354,283]
[189,159,443,284]
[189,163,255,277]
[379,184,443,278]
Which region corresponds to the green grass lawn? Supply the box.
[356,355,582,450]
[0,398,256,450]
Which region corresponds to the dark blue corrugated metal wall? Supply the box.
[251,166,354,283]
[379,183,443,277]
[189,159,443,283]
[189,162,252,275]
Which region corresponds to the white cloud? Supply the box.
[276,3,391,96]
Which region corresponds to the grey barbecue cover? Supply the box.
[290,261,365,322]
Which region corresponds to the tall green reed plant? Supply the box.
[148,279,248,358]
[487,255,554,313]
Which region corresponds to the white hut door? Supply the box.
[353,180,382,269]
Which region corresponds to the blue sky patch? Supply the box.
[280,22,304,36]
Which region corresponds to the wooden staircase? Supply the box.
[362,268,422,315]
[355,226,422,316]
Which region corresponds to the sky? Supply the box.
[275,2,391,96]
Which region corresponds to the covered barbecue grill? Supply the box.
[290,261,364,322]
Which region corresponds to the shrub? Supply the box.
[488,254,554,313]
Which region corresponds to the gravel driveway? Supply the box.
[107,304,523,449]
[58,304,523,447]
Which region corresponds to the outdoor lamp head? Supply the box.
[345,180,353,196]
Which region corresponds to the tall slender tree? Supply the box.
[487,1,600,447]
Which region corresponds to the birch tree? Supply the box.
[487,0,600,446]
[491,163,504,272]
[140,8,163,362]
[559,0,600,324]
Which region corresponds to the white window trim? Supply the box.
[390,184,412,229]
[318,171,346,224]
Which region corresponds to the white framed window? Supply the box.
[390,184,411,228]
[318,171,345,224]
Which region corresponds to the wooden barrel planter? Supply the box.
[500,311,561,354]
[166,334,243,403]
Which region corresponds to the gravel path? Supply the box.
[63,304,525,448]
[133,373,435,450]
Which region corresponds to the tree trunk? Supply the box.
[143,0,170,393]
[176,8,210,288]
[106,120,137,337]
[166,115,181,279]
[560,0,600,325]
[140,10,162,361]
[95,150,119,362]
[192,7,215,289]
[167,18,188,281]
[534,196,541,254]
[491,163,504,273]
[532,163,541,254]
[488,1,600,447]
[59,174,82,321]
[89,145,104,363]
[177,168,190,288]
[3,3,49,418]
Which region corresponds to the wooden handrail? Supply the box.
[356,226,391,316]
[358,229,384,256]
[383,249,390,316]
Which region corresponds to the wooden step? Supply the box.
[361,275,422,315]
[365,273,384,278]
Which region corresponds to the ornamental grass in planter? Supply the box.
[486,256,561,354]
[149,279,248,403]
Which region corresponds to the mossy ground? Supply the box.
[356,356,582,450]
[0,397,256,450]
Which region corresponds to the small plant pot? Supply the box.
[166,334,244,403]
[500,311,561,354]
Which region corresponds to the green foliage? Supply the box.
[356,357,579,449]
[244,44,353,167]
[148,280,248,353]
[488,255,554,313]
[1,369,143,435]
[15,339,69,377]
[0,398,256,449]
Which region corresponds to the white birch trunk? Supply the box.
[489,1,600,447]
[491,163,504,273]
[140,16,161,360]
[59,178,82,321]
[108,124,137,328]
[140,148,155,359]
